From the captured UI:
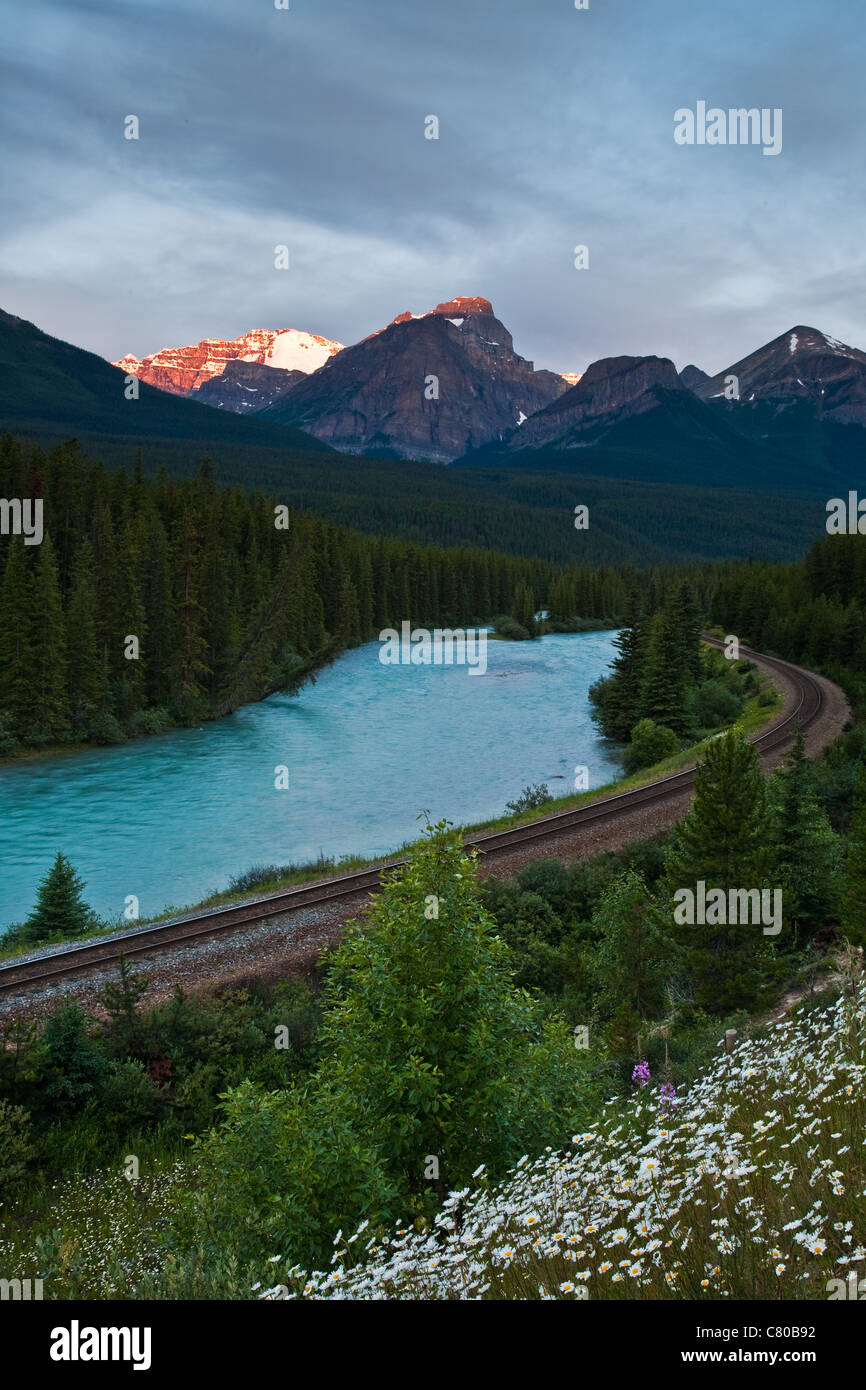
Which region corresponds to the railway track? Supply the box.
[0,640,824,999]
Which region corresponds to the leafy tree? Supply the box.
[623,718,678,774]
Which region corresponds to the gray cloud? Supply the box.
[0,0,861,376]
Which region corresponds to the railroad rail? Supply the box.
[0,640,824,998]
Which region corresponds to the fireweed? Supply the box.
[261,982,865,1301]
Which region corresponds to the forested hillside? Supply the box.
[6,427,827,567]
[0,436,558,753]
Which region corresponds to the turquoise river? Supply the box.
[0,630,621,928]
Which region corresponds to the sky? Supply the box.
[0,0,863,377]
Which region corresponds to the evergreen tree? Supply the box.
[640,608,689,736]
[664,731,772,1011]
[588,868,678,1052]
[316,821,589,1195]
[23,853,94,944]
[65,540,106,735]
[841,763,866,948]
[28,533,69,743]
[170,515,210,722]
[511,584,538,637]
[588,589,645,740]
[0,536,34,739]
[770,729,842,942]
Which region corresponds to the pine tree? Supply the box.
[336,574,361,644]
[116,518,148,722]
[28,533,69,743]
[23,853,94,943]
[0,536,34,739]
[170,513,210,722]
[511,583,537,637]
[664,731,772,1011]
[317,821,591,1195]
[65,540,107,736]
[841,763,866,949]
[588,588,646,740]
[770,728,841,942]
[640,608,688,736]
[588,869,678,1052]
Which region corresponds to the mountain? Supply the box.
[693,324,866,425]
[114,327,344,397]
[679,364,710,389]
[193,360,305,413]
[258,296,569,462]
[500,354,686,452]
[455,325,866,496]
[0,308,333,452]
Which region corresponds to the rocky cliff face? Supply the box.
[679,364,710,390]
[192,360,305,412]
[503,354,685,451]
[694,325,866,425]
[260,296,568,461]
[113,328,344,397]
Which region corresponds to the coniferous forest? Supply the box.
[0,434,735,758]
[0,435,559,753]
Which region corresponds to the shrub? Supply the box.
[0,1099,34,1186]
[505,784,553,815]
[623,719,678,774]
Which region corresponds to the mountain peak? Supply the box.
[430,296,494,318]
[112,328,344,397]
[385,296,495,331]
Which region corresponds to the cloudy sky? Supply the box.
[0,0,862,376]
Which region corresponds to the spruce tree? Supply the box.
[24,853,94,943]
[28,533,69,743]
[511,584,537,637]
[841,763,866,948]
[664,731,772,1011]
[65,540,106,736]
[589,589,646,740]
[770,729,841,942]
[588,868,678,1052]
[640,606,689,736]
[0,536,34,739]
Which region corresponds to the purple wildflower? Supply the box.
[659,1081,677,1108]
[632,1060,651,1089]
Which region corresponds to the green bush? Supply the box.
[623,718,679,774]
[0,1098,34,1186]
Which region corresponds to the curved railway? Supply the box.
[0,640,825,999]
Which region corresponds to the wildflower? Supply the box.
[632,1060,651,1090]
